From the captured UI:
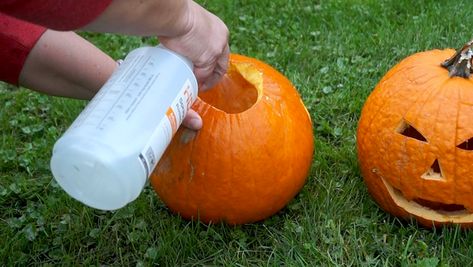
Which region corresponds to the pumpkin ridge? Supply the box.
[378,50,451,85]
[453,83,462,207]
[365,68,444,193]
[410,78,454,200]
[361,72,410,138]
[362,57,441,136]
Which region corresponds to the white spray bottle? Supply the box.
[50,45,197,210]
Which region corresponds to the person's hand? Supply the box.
[158,1,230,91]
[160,1,229,131]
[181,109,202,130]
[83,0,229,130]
[82,0,229,90]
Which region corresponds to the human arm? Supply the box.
[18,29,203,129]
[18,30,117,100]
[0,1,215,129]
[1,0,230,90]
[19,29,203,129]
[84,0,229,90]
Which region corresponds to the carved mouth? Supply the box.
[381,178,473,223]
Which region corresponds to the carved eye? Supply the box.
[396,120,427,142]
[457,137,473,151]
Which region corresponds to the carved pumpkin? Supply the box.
[150,54,314,225]
[357,40,473,228]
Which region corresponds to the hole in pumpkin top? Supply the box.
[421,159,444,180]
[457,137,473,150]
[198,63,262,114]
[396,120,427,142]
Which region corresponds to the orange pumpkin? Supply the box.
[150,54,314,225]
[357,40,473,228]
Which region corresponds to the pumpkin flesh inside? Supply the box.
[198,63,262,114]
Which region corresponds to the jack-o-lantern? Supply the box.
[150,54,314,225]
[357,40,473,228]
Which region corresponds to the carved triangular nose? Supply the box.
[421,159,444,180]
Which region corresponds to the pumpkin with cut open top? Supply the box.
[357,40,473,228]
[150,54,314,225]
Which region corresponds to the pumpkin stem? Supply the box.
[441,39,473,78]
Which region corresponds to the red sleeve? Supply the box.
[0,13,46,85]
[0,0,113,30]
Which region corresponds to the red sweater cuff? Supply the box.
[0,13,46,85]
[0,0,113,30]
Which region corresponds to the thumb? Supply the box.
[181,109,203,130]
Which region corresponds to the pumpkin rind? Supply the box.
[150,54,314,225]
[357,48,473,228]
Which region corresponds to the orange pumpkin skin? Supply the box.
[150,54,314,225]
[357,48,473,228]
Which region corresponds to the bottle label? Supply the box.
[138,79,195,177]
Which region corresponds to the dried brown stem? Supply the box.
[441,39,473,78]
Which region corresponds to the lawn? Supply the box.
[2,0,473,265]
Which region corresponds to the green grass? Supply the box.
[2,0,473,265]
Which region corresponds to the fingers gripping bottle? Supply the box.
[50,45,197,210]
